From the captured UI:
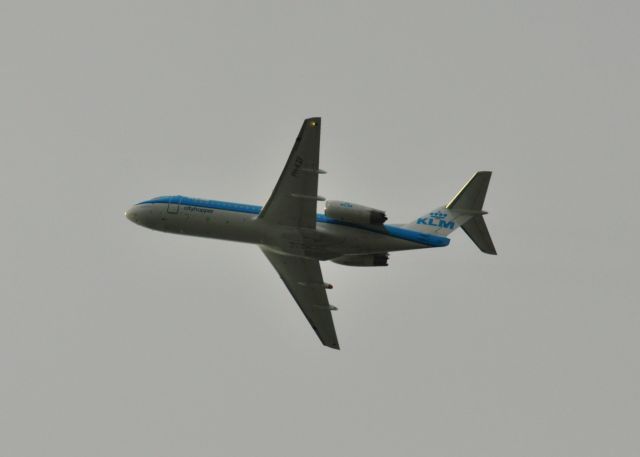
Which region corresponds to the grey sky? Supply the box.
[2,1,639,456]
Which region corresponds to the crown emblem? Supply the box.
[430,211,447,219]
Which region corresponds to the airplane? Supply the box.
[126,117,496,350]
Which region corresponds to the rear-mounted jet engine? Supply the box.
[324,200,387,225]
[331,253,389,267]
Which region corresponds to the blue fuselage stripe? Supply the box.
[137,195,450,247]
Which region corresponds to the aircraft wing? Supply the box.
[260,247,339,349]
[258,117,323,228]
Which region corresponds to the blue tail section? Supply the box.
[403,171,497,254]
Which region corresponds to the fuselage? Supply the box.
[126,195,450,260]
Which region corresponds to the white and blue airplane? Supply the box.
[126,117,496,349]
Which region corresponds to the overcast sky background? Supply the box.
[2,1,639,456]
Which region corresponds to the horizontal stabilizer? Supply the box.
[444,171,497,255]
[446,171,492,211]
[461,215,497,255]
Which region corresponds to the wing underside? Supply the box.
[260,247,339,350]
[258,117,339,349]
[258,118,323,228]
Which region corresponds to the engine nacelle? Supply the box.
[331,253,389,267]
[324,200,387,225]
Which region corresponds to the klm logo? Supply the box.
[417,211,455,229]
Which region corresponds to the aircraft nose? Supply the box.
[125,206,138,223]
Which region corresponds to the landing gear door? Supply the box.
[167,196,181,214]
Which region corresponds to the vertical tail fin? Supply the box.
[404,171,497,254]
